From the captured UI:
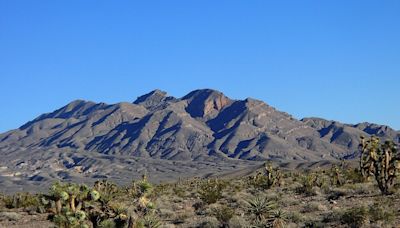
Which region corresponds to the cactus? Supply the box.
[39,179,158,228]
[94,179,119,204]
[359,136,380,180]
[359,136,400,195]
[43,182,100,227]
[329,165,344,186]
[250,163,282,190]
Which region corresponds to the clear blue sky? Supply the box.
[1,1,399,132]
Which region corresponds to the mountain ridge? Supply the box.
[1,88,399,161]
[0,88,399,192]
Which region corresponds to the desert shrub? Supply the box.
[327,188,348,201]
[296,173,328,196]
[344,168,365,184]
[228,216,250,228]
[0,194,4,209]
[198,179,226,204]
[286,211,304,223]
[152,183,169,196]
[192,201,205,212]
[197,217,220,228]
[340,205,369,228]
[331,199,395,227]
[213,205,234,227]
[343,182,374,195]
[368,199,396,224]
[172,186,186,198]
[172,211,191,224]
[98,219,116,228]
[3,192,40,209]
[303,220,325,228]
[279,196,301,207]
[135,214,161,228]
[301,202,327,213]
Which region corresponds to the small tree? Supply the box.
[359,136,400,195]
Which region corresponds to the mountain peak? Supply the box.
[133,89,176,109]
[134,89,167,102]
[182,89,233,119]
[182,89,225,99]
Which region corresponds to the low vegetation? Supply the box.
[0,137,399,227]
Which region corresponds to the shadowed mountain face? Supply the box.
[1,89,398,162]
[0,89,398,192]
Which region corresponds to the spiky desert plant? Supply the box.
[136,214,161,228]
[89,180,132,228]
[250,163,282,190]
[42,182,102,228]
[329,165,344,186]
[268,209,288,228]
[94,179,119,204]
[246,196,276,222]
[359,136,400,195]
[359,136,380,180]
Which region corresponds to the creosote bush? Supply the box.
[213,205,234,227]
[198,179,226,204]
[3,192,40,210]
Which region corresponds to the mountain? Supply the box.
[0,89,398,192]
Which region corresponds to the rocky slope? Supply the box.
[0,89,398,192]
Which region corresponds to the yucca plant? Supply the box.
[246,196,276,221]
[268,209,287,228]
[136,214,161,228]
